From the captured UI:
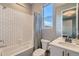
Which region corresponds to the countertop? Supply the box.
[49,37,79,53]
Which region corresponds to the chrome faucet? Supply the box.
[0,40,6,48]
[0,40,4,43]
[65,36,72,43]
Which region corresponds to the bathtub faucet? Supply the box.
[0,40,4,43]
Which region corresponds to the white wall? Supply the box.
[32,3,42,13]
[0,3,33,45]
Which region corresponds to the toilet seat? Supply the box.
[33,48,45,56]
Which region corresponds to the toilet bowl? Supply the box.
[32,39,50,56]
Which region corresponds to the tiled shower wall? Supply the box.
[0,5,33,55]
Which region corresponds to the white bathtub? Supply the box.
[1,41,34,56]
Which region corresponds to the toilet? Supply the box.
[32,39,50,56]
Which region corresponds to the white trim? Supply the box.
[61,9,63,37]
[42,4,54,29]
[76,3,78,39]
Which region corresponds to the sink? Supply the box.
[58,42,79,48]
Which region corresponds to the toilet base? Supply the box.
[32,48,45,56]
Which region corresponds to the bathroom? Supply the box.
[0,3,79,56]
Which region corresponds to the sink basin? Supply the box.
[58,42,79,48]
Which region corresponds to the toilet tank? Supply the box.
[41,39,50,50]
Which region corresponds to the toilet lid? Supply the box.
[33,48,45,56]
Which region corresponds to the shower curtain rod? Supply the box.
[16,3,27,8]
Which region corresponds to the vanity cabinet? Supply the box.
[66,50,79,56]
[50,46,66,56]
[50,45,79,56]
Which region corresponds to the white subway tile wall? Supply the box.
[0,5,33,55]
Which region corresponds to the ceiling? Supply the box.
[54,3,65,7]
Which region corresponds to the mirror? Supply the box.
[62,7,76,38]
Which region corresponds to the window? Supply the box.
[43,4,53,28]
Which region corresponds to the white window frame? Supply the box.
[42,4,53,29]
